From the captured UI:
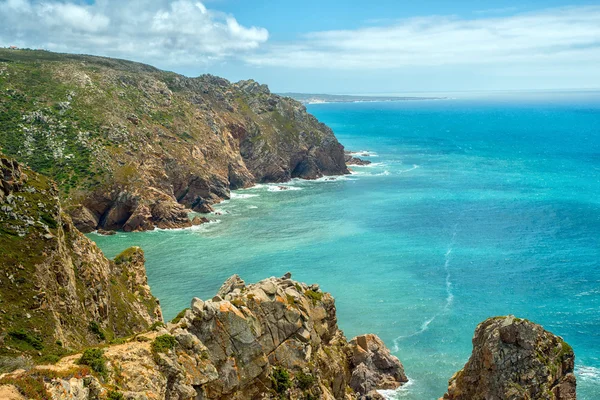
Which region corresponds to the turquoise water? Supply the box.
[91,92,600,399]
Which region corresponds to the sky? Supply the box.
[1,0,600,93]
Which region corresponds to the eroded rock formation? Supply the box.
[0,157,162,361]
[0,49,350,232]
[442,315,576,400]
[1,274,407,400]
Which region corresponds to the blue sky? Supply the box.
[1,0,600,93]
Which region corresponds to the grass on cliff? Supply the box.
[151,334,177,354]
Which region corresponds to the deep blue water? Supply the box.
[91,92,600,399]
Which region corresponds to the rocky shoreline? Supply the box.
[0,156,578,399]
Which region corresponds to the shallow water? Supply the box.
[91,92,600,399]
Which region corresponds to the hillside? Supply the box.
[0,49,348,232]
[0,156,162,364]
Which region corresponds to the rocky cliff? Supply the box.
[1,274,407,400]
[442,315,576,400]
[0,49,349,232]
[0,156,162,364]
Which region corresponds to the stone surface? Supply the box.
[442,315,576,400]
[4,276,406,400]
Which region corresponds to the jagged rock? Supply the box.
[0,157,162,359]
[10,275,405,400]
[442,315,576,400]
[349,334,408,395]
[345,152,372,166]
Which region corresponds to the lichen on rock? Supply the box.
[442,315,576,400]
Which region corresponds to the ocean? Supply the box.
[90,91,600,399]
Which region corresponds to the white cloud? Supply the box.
[243,6,600,70]
[0,0,268,67]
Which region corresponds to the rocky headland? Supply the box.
[0,49,349,233]
[442,316,576,400]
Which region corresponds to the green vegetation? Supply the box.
[0,374,50,399]
[304,290,323,304]
[107,390,125,400]
[88,321,106,341]
[8,329,44,350]
[171,308,188,324]
[151,334,178,354]
[271,366,291,396]
[77,348,107,376]
[296,370,316,390]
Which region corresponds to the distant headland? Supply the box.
[279,92,446,104]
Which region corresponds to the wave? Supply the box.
[349,150,379,157]
[576,365,600,382]
[392,236,455,352]
[351,162,386,168]
[230,192,260,199]
[351,169,391,177]
[267,185,303,192]
[378,377,414,399]
[398,164,420,174]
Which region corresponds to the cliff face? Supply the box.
[0,49,349,232]
[1,274,407,400]
[442,315,576,400]
[0,157,162,363]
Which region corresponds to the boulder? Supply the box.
[442,315,576,400]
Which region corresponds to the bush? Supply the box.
[8,329,44,350]
[88,321,106,340]
[171,308,188,324]
[77,348,106,376]
[151,334,177,353]
[271,366,291,394]
[296,370,316,390]
[107,390,124,400]
[304,290,323,304]
[0,356,33,373]
[0,374,49,399]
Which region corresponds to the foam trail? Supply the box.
[398,164,419,174]
[392,233,456,352]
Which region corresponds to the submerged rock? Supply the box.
[442,315,576,400]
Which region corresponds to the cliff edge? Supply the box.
[0,49,349,232]
[442,315,576,400]
[1,274,407,400]
[0,157,162,364]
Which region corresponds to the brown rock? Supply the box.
[442,315,576,400]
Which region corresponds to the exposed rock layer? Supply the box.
[442,315,576,400]
[0,157,162,361]
[0,49,349,232]
[1,274,407,400]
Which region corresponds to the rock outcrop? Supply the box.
[1,274,406,400]
[0,49,350,232]
[345,152,372,166]
[0,157,162,363]
[442,315,576,400]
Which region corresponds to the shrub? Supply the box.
[0,374,49,399]
[0,356,33,373]
[271,366,291,394]
[77,348,106,376]
[296,370,316,390]
[171,308,188,324]
[88,321,106,340]
[304,290,323,304]
[107,390,124,400]
[151,334,177,353]
[8,329,44,350]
